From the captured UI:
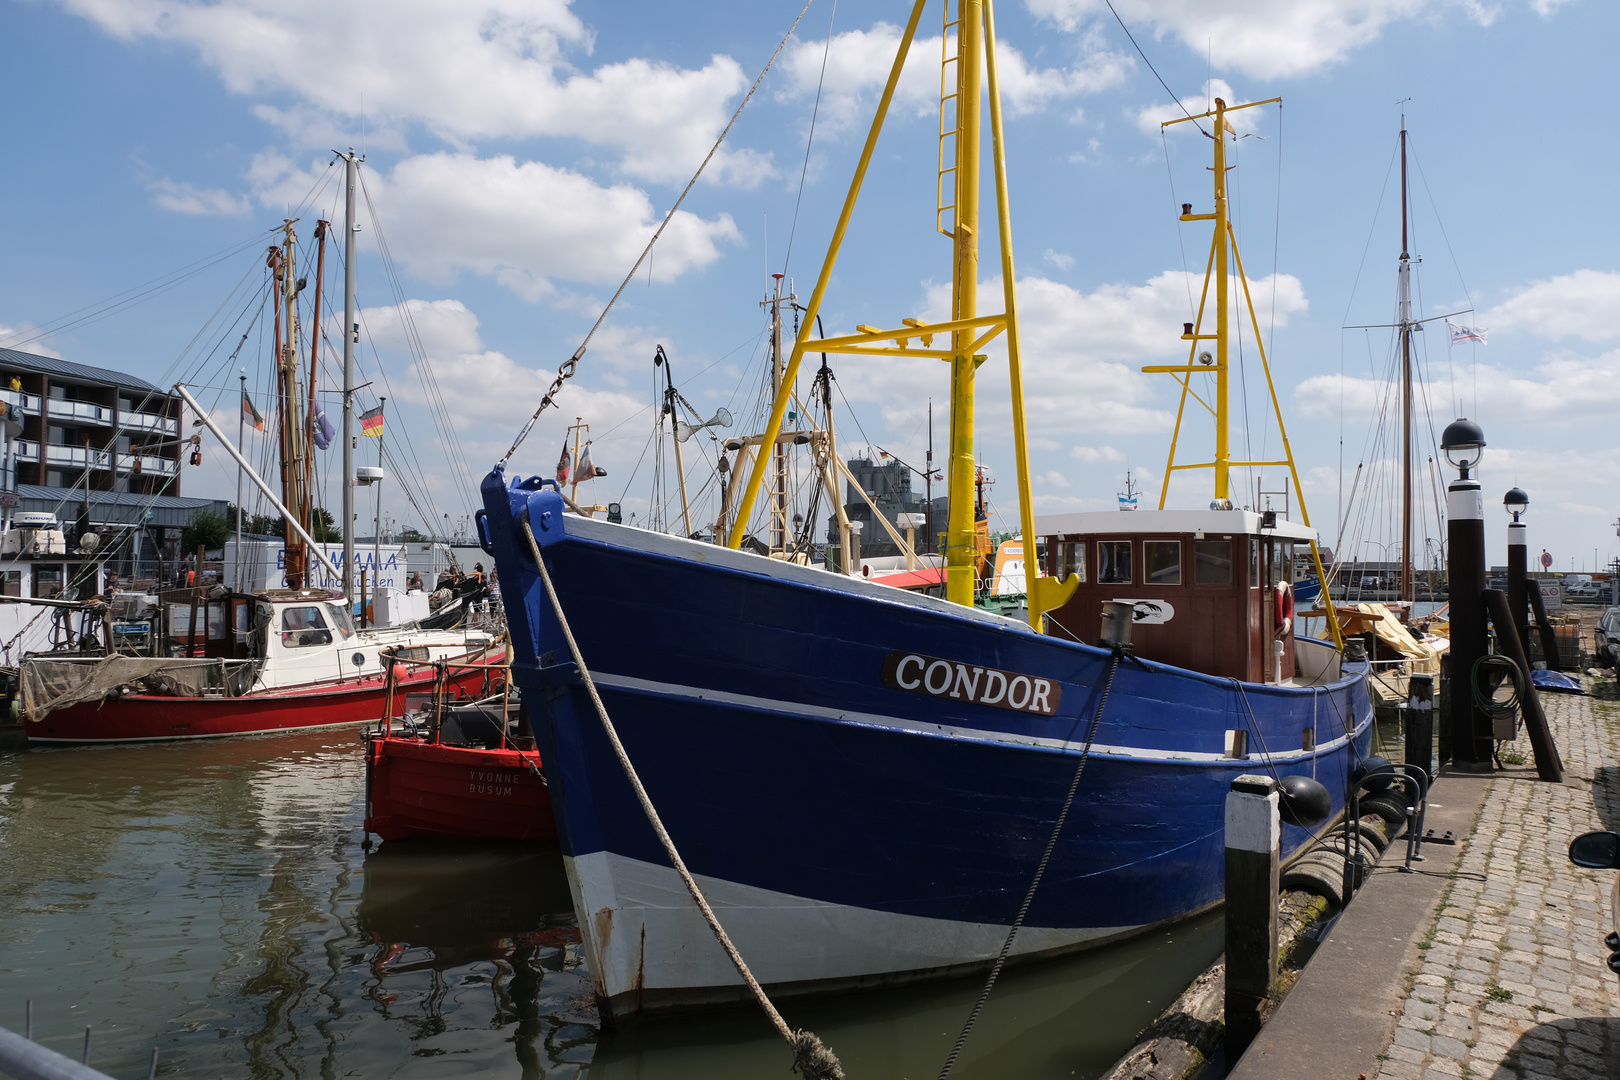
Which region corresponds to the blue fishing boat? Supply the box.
[478,0,1371,1022]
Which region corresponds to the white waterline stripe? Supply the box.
[590,672,1365,765]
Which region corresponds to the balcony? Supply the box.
[51,399,112,425]
[44,444,109,469]
[121,411,178,435]
[0,390,40,415]
[13,441,38,462]
[116,453,178,477]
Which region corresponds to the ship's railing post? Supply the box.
[1225,773,1279,1059]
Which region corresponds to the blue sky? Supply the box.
[3,0,1615,571]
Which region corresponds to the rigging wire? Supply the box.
[498,0,818,470]
[781,0,837,278]
[1100,0,1209,137]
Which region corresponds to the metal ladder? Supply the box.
[936,0,960,238]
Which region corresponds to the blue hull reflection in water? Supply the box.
[0,731,590,1079]
[0,726,1230,1079]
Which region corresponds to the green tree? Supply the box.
[401,526,425,542]
[182,510,231,554]
[311,507,341,542]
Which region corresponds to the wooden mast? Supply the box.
[1398,114,1415,604]
[275,219,309,590]
[306,218,329,571]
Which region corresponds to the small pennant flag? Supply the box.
[1118,493,1139,510]
[1447,320,1488,346]
[242,392,265,432]
[556,441,572,485]
[360,406,384,437]
[577,441,595,480]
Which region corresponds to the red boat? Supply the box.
[363,734,554,844]
[23,589,505,743]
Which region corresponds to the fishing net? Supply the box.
[22,656,261,722]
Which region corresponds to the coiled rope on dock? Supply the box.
[519,518,844,1080]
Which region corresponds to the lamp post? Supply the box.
[1441,418,1490,772]
[1504,487,1529,655]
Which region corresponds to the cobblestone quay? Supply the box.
[1371,680,1620,1080]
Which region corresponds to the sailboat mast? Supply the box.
[276,219,308,589]
[1399,115,1414,603]
[1212,99,1233,504]
[944,0,983,606]
[770,273,788,553]
[341,151,358,603]
[306,218,328,577]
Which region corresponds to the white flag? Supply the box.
[577,441,595,479]
[1447,320,1488,346]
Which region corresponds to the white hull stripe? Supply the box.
[589,671,1362,765]
[562,850,1139,1003]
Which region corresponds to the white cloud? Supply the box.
[350,296,654,488]
[1296,346,1620,425]
[148,177,253,216]
[1133,79,1266,136]
[0,325,64,358]
[1070,444,1124,462]
[827,269,1305,448]
[1483,269,1620,343]
[778,21,1130,133]
[251,151,740,299]
[1044,249,1076,270]
[59,0,770,185]
[1027,0,1498,79]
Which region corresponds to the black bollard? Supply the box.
[1403,673,1435,782]
[1225,773,1279,1059]
[1442,419,1492,772]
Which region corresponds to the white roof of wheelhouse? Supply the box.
[1031,508,1318,543]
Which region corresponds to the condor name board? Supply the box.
[882,651,1061,716]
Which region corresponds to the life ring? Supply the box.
[1274,580,1294,637]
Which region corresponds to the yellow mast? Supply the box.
[1146,96,1343,649]
[723,0,1076,629]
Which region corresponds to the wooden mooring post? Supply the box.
[1225,773,1280,1059]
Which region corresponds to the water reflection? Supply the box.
[0,730,1224,1079]
[587,913,1222,1080]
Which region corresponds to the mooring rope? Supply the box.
[519,517,844,1080]
[936,650,1123,1080]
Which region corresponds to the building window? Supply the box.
[1098,540,1132,584]
[1195,540,1233,584]
[1058,540,1086,582]
[1144,540,1182,585]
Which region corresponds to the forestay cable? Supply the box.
[498,0,818,470]
[518,516,844,1080]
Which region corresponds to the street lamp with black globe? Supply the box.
[1505,486,1530,656]
[1442,417,1491,771]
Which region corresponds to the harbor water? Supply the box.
[0,728,1222,1078]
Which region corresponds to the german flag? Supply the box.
[242,391,265,432]
[360,406,384,437]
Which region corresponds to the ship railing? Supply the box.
[375,637,514,749]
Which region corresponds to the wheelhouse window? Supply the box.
[280,605,332,648]
[1195,540,1233,585]
[0,571,20,597]
[1098,541,1132,584]
[1144,541,1182,585]
[1249,540,1260,587]
[32,566,63,599]
[326,603,355,640]
[1058,540,1087,582]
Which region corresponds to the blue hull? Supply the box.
[479,472,1374,1018]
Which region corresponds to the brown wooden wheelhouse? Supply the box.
[1034,509,1322,683]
